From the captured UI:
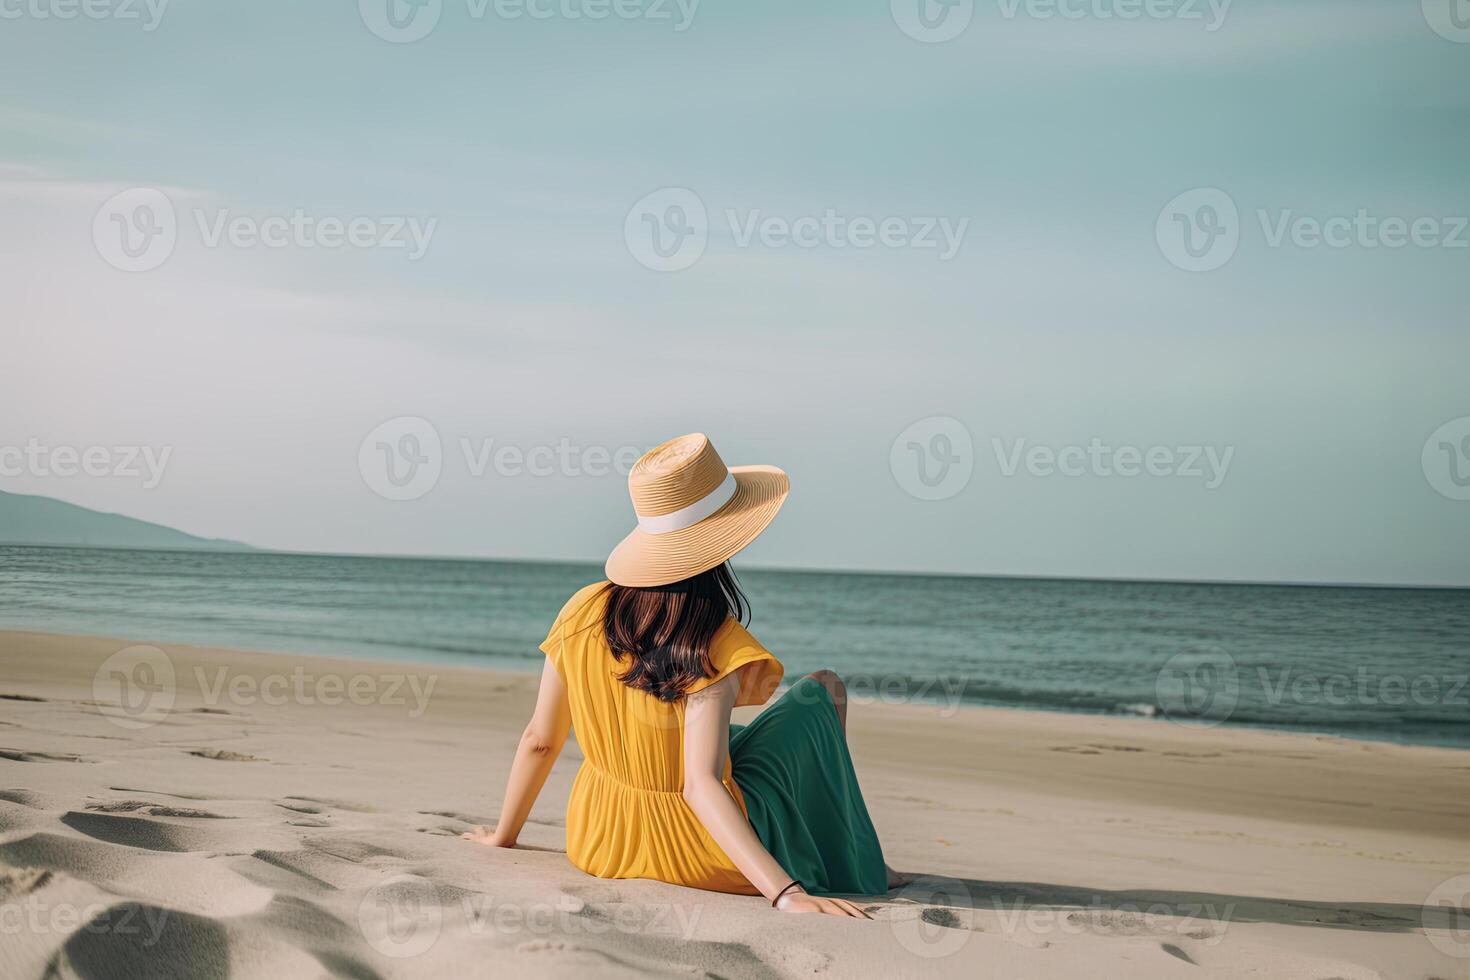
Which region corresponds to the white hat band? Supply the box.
[636,471,737,535]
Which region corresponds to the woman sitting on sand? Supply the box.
[463,433,901,917]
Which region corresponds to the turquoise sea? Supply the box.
[1,546,1465,748]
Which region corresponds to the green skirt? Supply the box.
[730,675,888,897]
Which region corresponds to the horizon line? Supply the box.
[1,541,1465,593]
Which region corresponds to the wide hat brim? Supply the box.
[605,465,789,587]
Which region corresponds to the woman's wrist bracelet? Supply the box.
[771,880,802,907]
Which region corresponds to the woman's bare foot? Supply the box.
[886,865,914,889]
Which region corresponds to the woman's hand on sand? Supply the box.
[461,825,514,847]
[775,890,871,918]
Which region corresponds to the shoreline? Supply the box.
[4,628,1469,838]
[1,628,1467,977]
[3,623,1466,754]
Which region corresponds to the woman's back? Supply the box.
[540,582,783,893]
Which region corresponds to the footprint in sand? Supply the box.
[1050,744,1147,755]
[0,788,51,808]
[1160,942,1197,964]
[418,808,495,825]
[86,800,231,819]
[245,850,342,892]
[0,832,139,881]
[60,811,219,853]
[299,836,407,865]
[187,748,263,762]
[0,866,53,897]
[110,786,216,801]
[0,748,93,763]
[283,795,378,813]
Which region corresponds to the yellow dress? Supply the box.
[539,582,784,894]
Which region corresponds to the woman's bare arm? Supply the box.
[463,657,571,847]
[681,671,868,917]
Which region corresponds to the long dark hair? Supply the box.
[601,563,749,702]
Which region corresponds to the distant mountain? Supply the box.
[0,490,252,552]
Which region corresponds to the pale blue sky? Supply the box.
[3,0,1468,585]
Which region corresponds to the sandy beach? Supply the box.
[0,629,1466,979]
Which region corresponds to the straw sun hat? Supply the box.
[605,433,789,588]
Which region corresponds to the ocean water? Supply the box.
[1,546,1466,748]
